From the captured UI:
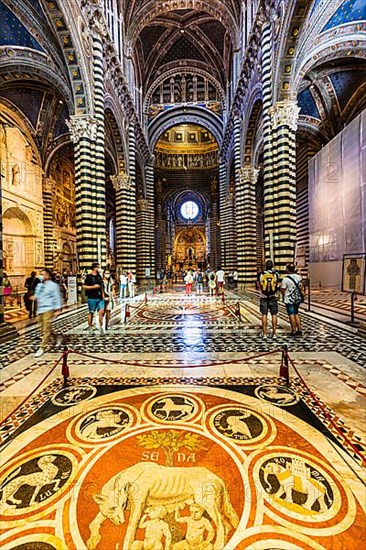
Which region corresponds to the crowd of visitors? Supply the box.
[10,257,303,359]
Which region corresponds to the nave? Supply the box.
[1,286,365,549]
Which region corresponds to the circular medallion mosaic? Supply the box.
[254,385,299,407]
[0,450,77,518]
[67,404,139,445]
[142,393,203,424]
[51,384,97,407]
[206,405,276,449]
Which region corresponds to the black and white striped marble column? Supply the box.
[67,115,100,270]
[269,100,300,273]
[136,161,155,281]
[112,173,135,273]
[218,160,227,269]
[260,14,276,264]
[42,178,55,269]
[91,21,107,267]
[237,166,259,286]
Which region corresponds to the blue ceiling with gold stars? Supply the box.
[297,88,320,119]
[323,0,366,31]
[0,0,44,51]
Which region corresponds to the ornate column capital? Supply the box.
[111,174,132,191]
[237,166,260,185]
[137,198,150,212]
[269,100,300,132]
[42,177,54,194]
[67,115,98,143]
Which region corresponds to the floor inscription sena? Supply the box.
[0,385,365,550]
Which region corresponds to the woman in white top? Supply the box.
[184,271,194,296]
[128,271,136,298]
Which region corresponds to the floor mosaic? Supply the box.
[0,291,365,549]
[1,383,365,549]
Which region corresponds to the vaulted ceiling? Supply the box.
[123,1,243,92]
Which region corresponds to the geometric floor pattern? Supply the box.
[0,288,365,549]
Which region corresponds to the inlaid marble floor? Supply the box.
[0,290,365,549]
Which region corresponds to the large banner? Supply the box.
[308,110,366,290]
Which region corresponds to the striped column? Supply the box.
[67,115,100,270]
[260,15,276,264]
[0,180,4,324]
[210,177,220,268]
[269,100,300,274]
[42,178,55,269]
[112,173,135,273]
[91,22,107,266]
[136,161,155,280]
[236,165,259,286]
[218,160,227,269]
[136,198,151,281]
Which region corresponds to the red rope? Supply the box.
[287,354,366,467]
[0,355,63,427]
[65,348,283,369]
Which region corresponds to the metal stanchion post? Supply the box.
[61,347,70,387]
[280,345,290,386]
[307,278,311,312]
[351,291,357,324]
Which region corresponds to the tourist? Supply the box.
[196,268,204,295]
[24,270,40,318]
[257,260,279,339]
[3,272,12,307]
[215,266,225,295]
[208,272,216,296]
[281,263,303,336]
[233,269,238,289]
[128,270,136,298]
[119,271,127,300]
[102,269,116,331]
[33,268,62,358]
[184,270,194,296]
[83,262,105,334]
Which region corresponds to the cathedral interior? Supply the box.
[0,1,365,549]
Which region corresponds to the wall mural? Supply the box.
[0,386,364,549]
[50,159,76,230]
[0,116,44,282]
[174,228,206,263]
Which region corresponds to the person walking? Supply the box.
[128,270,136,298]
[33,268,62,358]
[281,263,303,336]
[102,269,116,331]
[119,271,127,300]
[24,271,40,318]
[184,270,194,296]
[257,260,280,339]
[83,262,105,334]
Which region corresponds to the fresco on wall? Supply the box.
[50,160,76,230]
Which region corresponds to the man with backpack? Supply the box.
[196,268,204,295]
[281,263,303,336]
[257,260,279,339]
